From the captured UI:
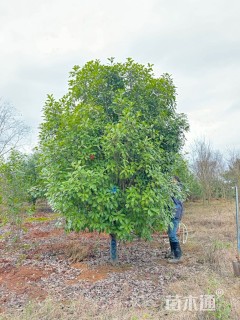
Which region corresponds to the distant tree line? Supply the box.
[0,100,45,234]
[186,139,240,203]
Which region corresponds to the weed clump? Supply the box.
[64,242,96,262]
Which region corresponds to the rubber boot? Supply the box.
[168,242,183,263]
[165,241,174,259]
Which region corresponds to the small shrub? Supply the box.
[64,242,96,262]
[204,240,233,275]
[214,295,232,320]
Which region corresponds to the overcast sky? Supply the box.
[1,0,239,154]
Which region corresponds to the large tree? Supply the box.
[39,58,189,261]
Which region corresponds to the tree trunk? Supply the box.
[110,234,118,263]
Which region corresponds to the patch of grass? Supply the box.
[0,231,12,240]
[199,278,233,320]
[64,242,97,262]
[24,216,55,223]
[212,240,231,250]
[0,217,8,227]
[214,295,232,320]
[0,297,161,320]
[16,253,28,266]
[203,240,234,276]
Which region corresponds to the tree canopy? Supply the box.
[39,58,189,240]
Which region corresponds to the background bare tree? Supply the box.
[225,150,240,188]
[191,139,224,203]
[0,99,29,157]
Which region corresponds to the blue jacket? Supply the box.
[172,197,184,220]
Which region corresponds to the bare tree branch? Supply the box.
[190,138,224,203]
[0,99,30,157]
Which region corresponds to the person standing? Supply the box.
[166,176,184,263]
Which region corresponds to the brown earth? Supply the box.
[0,200,240,319]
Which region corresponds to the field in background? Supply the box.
[0,199,239,320]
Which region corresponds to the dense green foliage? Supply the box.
[0,150,35,229]
[0,151,29,221]
[39,58,189,240]
[0,150,44,218]
[25,150,46,204]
